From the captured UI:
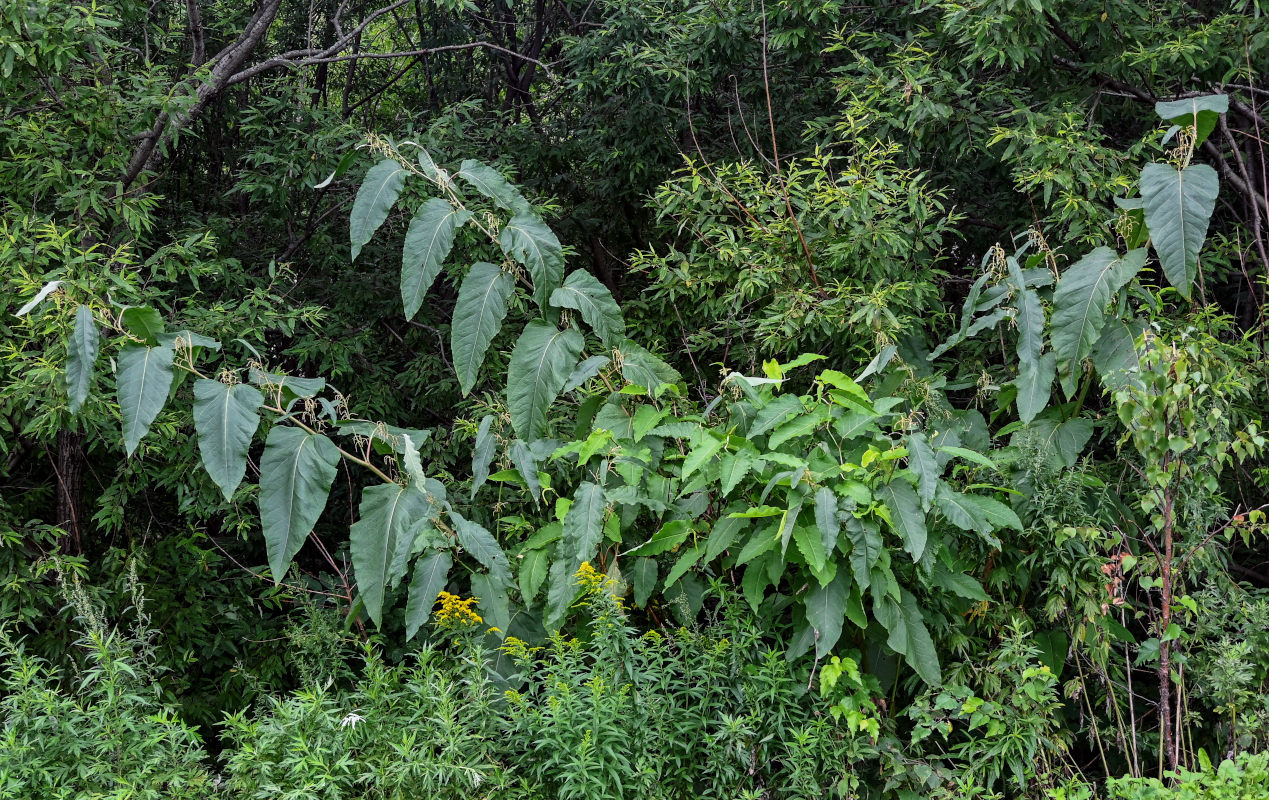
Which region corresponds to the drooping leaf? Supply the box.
[451,512,513,586]
[899,590,941,686]
[544,558,577,629]
[617,339,682,392]
[813,486,839,553]
[878,479,927,562]
[259,426,340,582]
[350,159,406,261]
[66,305,98,414]
[470,415,496,499]
[192,379,264,501]
[664,546,704,589]
[401,197,471,319]
[507,321,584,440]
[519,547,550,603]
[1141,163,1219,300]
[931,562,989,601]
[906,432,939,506]
[117,344,176,456]
[405,550,452,640]
[499,213,564,307]
[934,484,1019,548]
[15,279,61,316]
[630,557,658,608]
[805,571,851,658]
[1154,94,1228,147]
[683,429,725,479]
[549,270,625,346]
[562,355,611,393]
[704,515,746,561]
[844,516,882,589]
[561,482,606,568]
[351,483,432,627]
[748,394,804,438]
[1050,247,1146,364]
[470,572,510,635]
[120,306,165,345]
[1091,320,1141,392]
[455,159,530,213]
[625,519,692,557]
[793,525,828,577]
[451,262,515,395]
[1014,351,1056,424]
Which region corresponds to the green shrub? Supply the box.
[1105,752,1269,799]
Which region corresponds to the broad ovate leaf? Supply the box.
[1050,247,1146,365]
[401,197,471,319]
[117,344,176,456]
[350,159,406,261]
[405,550,452,640]
[351,483,432,626]
[878,479,927,562]
[1141,163,1219,300]
[549,270,625,345]
[455,159,530,213]
[507,321,584,440]
[451,262,515,394]
[192,379,264,501]
[1014,351,1055,424]
[259,426,340,582]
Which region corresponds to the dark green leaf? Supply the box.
[878,479,927,562]
[117,344,175,456]
[350,159,406,261]
[401,197,471,319]
[507,321,584,440]
[192,379,263,501]
[405,550,452,640]
[259,426,340,582]
[66,305,98,414]
[499,213,564,307]
[1141,164,1219,300]
[351,483,432,627]
[549,270,625,346]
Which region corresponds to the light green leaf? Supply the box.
[192,379,263,501]
[508,321,584,440]
[350,159,406,261]
[351,483,431,627]
[769,406,831,449]
[805,571,850,658]
[749,394,803,438]
[625,519,691,557]
[1014,351,1056,424]
[549,270,625,345]
[120,306,164,345]
[66,305,98,414]
[1050,247,1146,364]
[259,426,340,582]
[117,344,176,456]
[405,550,452,640]
[935,446,997,470]
[401,197,471,319]
[878,479,927,562]
[499,212,564,307]
[1141,163,1219,300]
[455,159,530,213]
[683,429,725,479]
[451,262,514,395]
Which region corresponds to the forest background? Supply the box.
[3,0,1269,797]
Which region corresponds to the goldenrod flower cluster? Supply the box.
[433,591,482,629]
[575,561,607,591]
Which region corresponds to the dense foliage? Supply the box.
[2,0,1269,796]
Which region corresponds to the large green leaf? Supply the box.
[455,159,530,213]
[813,486,839,553]
[499,212,564,307]
[405,550,452,640]
[351,483,431,627]
[617,339,682,392]
[470,572,510,635]
[545,558,577,629]
[259,426,340,582]
[843,516,881,589]
[121,306,165,345]
[451,262,515,394]
[451,512,512,585]
[1091,320,1141,391]
[899,590,941,686]
[117,344,176,456]
[1141,163,1219,300]
[561,482,606,568]
[934,484,1020,548]
[401,197,471,319]
[625,519,692,556]
[1050,247,1146,364]
[549,270,625,345]
[192,379,264,501]
[905,432,939,506]
[507,321,584,440]
[1155,94,1228,148]
[66,305,98,414]
[350,159,406,261]
[519,547,550,603]
[804,571,850,658]
[878,479,927,562]
[470,415,496,499]
[1014,351,1055,424]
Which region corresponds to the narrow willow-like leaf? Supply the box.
[470,415,496,499]
[455,159,530,213]
[66,305,98,414]
[405,550,452,640]
[561,482,606,569]
[16,279,61,316]
[548,270,625,345]
[350,159,406,261]
[1141,163,1219,300]
[1014,351,1056,424]
[805,570,850,658]
[507,321,584,440]
[452,262,515,394]
[259,426,340,582]
[192,379,263,501]
[878,479,927,562]
[351,483,431,627]
[401,198,471,319]
[1050,247,1146,365]
[117,344,176,456]
[499,212,564,307]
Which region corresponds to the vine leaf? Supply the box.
[499,213,564,308]
[351,483,432,627]
[451,262,515,394]
[117,344,176,456]
[507,321,584,440]
[405,550,452,640]
[1141,163,1219,300]
[401,198,471,319]
[66,305,99,414]
[350,159,406,261]
[192,379,263,501]
[549,270,625,345]
[259,426,340,582]
[1050,247,1146,365]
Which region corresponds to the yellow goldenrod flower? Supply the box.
[433,591,483,629]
